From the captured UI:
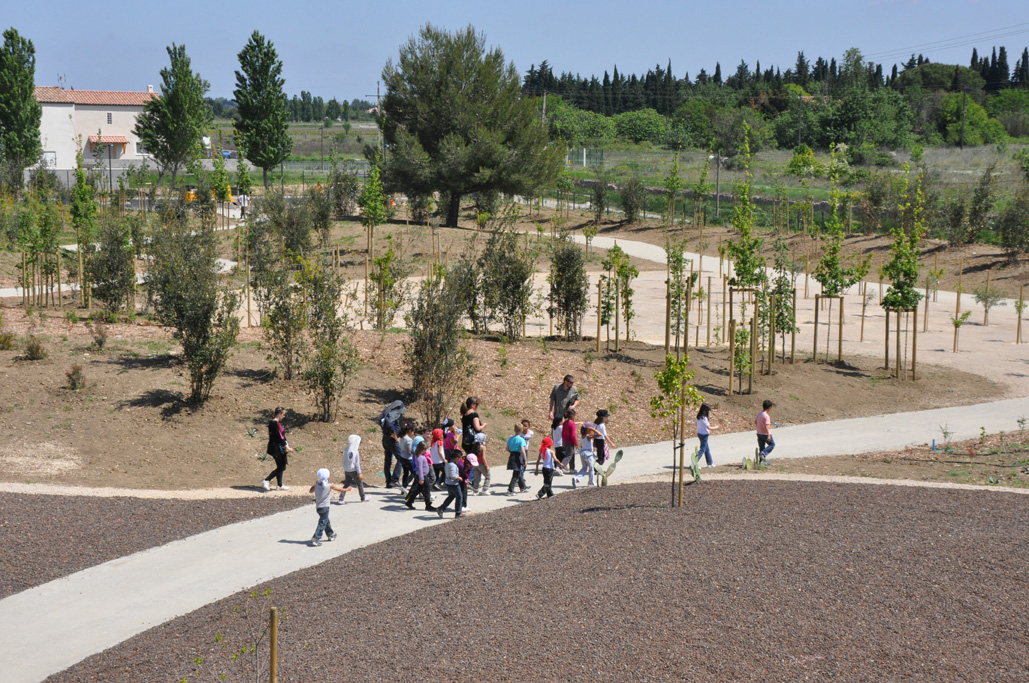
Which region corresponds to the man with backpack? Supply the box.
[378,400,405,489]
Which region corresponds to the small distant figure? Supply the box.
[339,434,367,503]
[572,423,598,488]
[755,400,776,463]
[534,437,558,499]
[262,407,293,491]
[238,193,251,219]
[548,374,580,430]
[471,431,490,495]
[405,441,436,511]
[309,468,350,546]
[506,423,529,495]
[593,409,615,465]
[560,408,579,473]
[696,404,720,468]
[436,450,466,518]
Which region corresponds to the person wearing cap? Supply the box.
[308,468,350,547]
[534,437,559,499]
[506,423,529,495]
[755,399,776,463]
[548,375,580,430]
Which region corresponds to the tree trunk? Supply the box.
[446,193,462,228]
[263,167,269,189]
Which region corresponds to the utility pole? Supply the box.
[541,91,547,128]
[376,80,384,159]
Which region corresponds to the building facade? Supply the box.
[34,86,158,174]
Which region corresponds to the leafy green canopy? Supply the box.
[134,44,212,187]
[233,31,291,188]
[380,24,563,226]
[0,28,42,181]
[881,166,926,312]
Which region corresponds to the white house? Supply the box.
[34,86,158,173]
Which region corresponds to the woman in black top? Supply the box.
[263,407,294,491]
[460,396,486,454]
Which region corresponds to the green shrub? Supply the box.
[0,331,14,350]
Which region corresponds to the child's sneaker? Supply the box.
[277,485,290,491]
[436,508,445,519]
[261,480,270,491]
[326,532,337,541]
[310,537,322,547]
[571,477,577,489]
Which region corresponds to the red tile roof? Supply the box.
[33,86,157,106]
[88,135,129,145]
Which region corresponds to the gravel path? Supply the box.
[48,481,1029,682]
[0,494,304,599]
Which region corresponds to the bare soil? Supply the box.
[0,307,1001,492]
[47,481,1029,682]
[0,494,303,600]
[737,432,1029,489]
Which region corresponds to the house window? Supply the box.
[136,142,149,156]
[107,113,112,124]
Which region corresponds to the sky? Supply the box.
[8,1,1029,100]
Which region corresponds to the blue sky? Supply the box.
[9,1,1029,99]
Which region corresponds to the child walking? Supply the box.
[593,409,615,465]
[405,441,437,511]
[696,403,720,468]
[560,409,579,472]
[472,431,490,495]
[309,468,350,546]
[339,434,367,503]
[534,437,558,499]
[436,451,466,518]
[572,423,597,488]
[506,423,529,494]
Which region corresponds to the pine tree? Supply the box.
[997,46,1010,89]
[713,62,722,85]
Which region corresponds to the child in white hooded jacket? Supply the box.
[338,434,368,503]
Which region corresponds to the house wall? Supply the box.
[38,102,77,170]
[74,105,148,166]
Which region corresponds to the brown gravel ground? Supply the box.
[48,481,1029,682]
[0,494,303,599]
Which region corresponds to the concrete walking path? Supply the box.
[2,397,1028,682]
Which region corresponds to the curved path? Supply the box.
[2,397,1028,681]
[1,232,1027,681]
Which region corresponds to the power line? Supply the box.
[865,23,1029,61]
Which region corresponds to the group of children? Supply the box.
[306,404,618,545]
[308,395,781,545]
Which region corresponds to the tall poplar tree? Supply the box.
[134,44,212,187]
[233,31,291,188]
[0,27,42,188]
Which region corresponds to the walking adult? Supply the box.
[378,400,405,489]
[262,407,294,491]
[548,374,580,430]
[461,396,487,458]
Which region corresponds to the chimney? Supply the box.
[147,84,154,93]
